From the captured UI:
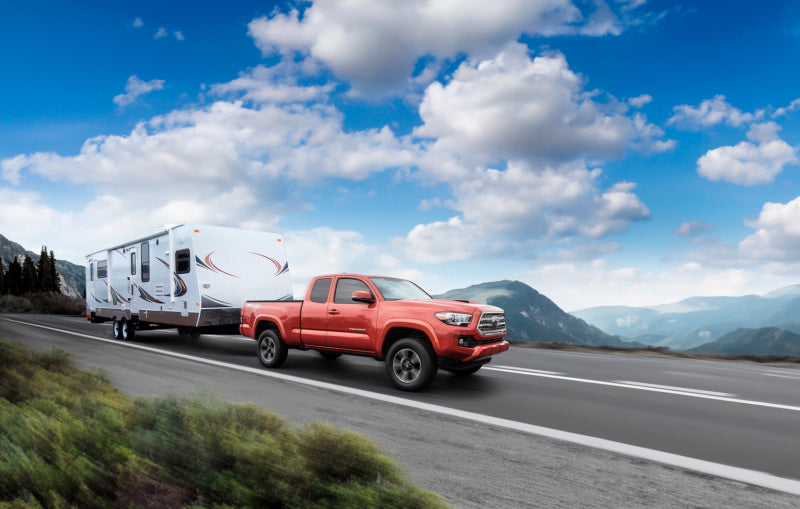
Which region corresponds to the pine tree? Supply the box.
[49,250,61,293]
[0,256,5,295]
[6,258,22,296]
[21,256,38,294]
[38,246,53,293]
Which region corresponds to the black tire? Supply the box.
[257,330,288,368]
[112,318,122,340]
[318,350,342,360]
[448,365,482,376]
[385,338,437,391]
[121,318,135,340]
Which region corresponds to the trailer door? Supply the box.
[128,247,138,312]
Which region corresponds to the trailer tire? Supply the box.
[121,318,135,340]
[385,338,437,391]
[257,330,288,368]
[112,319,123,340]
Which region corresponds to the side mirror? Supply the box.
[352,291,375,304]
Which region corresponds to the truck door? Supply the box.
[326,277,376,352]
[299,277,331,348]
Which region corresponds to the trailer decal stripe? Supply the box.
[250,252,289,276]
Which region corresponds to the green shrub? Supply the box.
[0,340,446,508]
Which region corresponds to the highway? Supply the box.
[2,314,800,508]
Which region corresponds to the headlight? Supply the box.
[435,311,473,326]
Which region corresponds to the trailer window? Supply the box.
[334,278,371,304]
[89,263,94,282]
[309,278,332,303]
[141,242,150,282]
[130,251,137,275]
[175,249,191,274]
[97,261,108,279]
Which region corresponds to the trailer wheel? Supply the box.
[121,318,135,340]
[385,338,437,391]
[257,330,288,368]
[112,319,123,340]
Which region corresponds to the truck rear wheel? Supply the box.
[385,338,437,391]
[257,330,288,368]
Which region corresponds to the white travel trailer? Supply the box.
[85,224,293,339]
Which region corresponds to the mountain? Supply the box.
[688,328,800,357]
[437,280,637,347]
[0,233,85,297]
[570,285,800,350]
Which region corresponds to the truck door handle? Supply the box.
[329,309,340,315]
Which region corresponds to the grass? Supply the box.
[511,341,800,365]
[0,340,446,509]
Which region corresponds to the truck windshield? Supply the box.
[369,277,432,301]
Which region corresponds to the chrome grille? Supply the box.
[478,312,506,336]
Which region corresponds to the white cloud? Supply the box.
[772,98,800,118]
[133,17,143,28]
[285,227,419,296]
[154,27,168,39]
[414,44,672,165]
[673,220,714,237]
[697,122,797,185]
[628,94,652,108]
[246,0,635,95]
[395,160,650,263]
[211,63,334,104]
[112,75,165,107]
[739,196,800,261]
[668,95,763,129]
[174,31,184,41]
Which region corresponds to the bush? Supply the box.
[0,340,446,508]
[0,293,84,316]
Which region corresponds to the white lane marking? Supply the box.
[485,366,800,412]
[489,365,564,376]
[4,317,800,497]
[764,373,800,380]
[614,381,734,398]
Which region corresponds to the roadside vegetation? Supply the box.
[512,341,800,365]
[0,340,445,508]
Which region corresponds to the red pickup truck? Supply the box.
[240,274,509,391]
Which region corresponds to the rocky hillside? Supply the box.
[438,280,637,347]
[0,234,84,297]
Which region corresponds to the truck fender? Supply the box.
[379,318,440,355]
[253,315,302,346]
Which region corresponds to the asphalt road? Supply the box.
[2,314,800,508]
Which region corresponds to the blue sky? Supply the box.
[2,0,800,310]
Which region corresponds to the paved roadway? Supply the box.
[2,314,800,508]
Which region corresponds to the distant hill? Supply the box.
[437,280,637,347]
[0,234,84,297]
[688,328,800,357]
[571,285,800,350]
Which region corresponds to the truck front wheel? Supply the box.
[385,338,437,391]
[257,330,288,368]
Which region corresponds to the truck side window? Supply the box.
[334,278,371,304]
[97,261,108,279]
[141,242,150,282]
[175,249,191,274]
[310,278,332,303]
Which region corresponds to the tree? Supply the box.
[0,256,5,295]
[37,246,53,293]
[21,256,38,294]
[5,258,22,296]
[49,250,61,293]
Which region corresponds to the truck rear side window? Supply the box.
[97,261,108,279]
[310,278,332,303]
[175,249,191,274]
[334,278,371,304]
